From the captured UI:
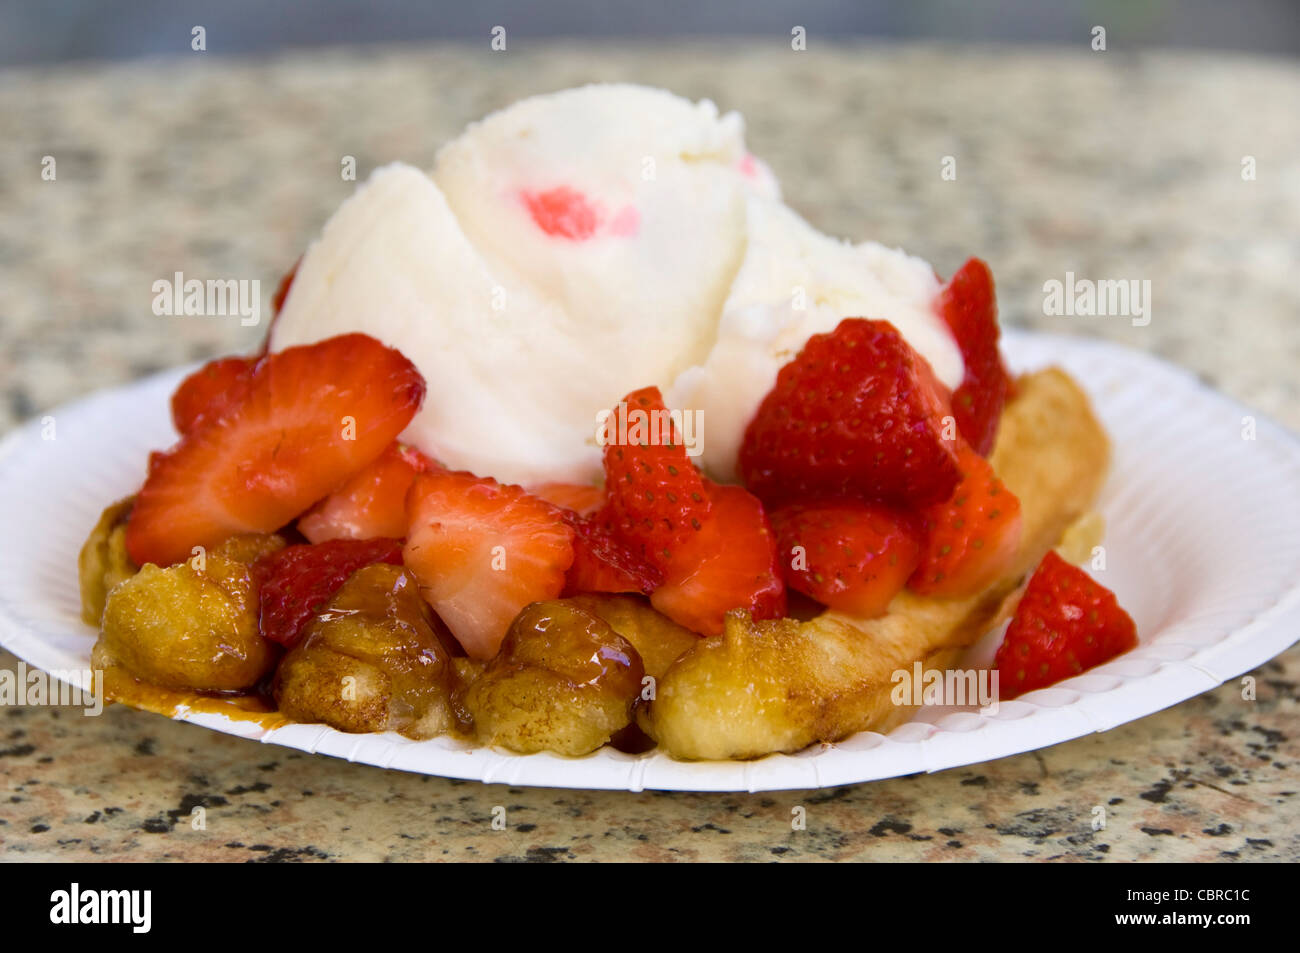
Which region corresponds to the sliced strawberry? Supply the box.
[994,550,1137,698]
[935,258,1010,456]
[259,257,301,356]
[252,538,404,648]
[530,482,605,517]
[561,512,662,596]
[298,442,436,543]
[404,470,575,660]
[271,258,299,316]
[601,386,712,571]
[909,442,1022,598]
[126,333,425,567]
[770,500,922,617]
[171,356,256,435]
[649,482,785,637]
[739,318,962,509]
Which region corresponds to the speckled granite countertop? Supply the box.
[1,42,1297,862]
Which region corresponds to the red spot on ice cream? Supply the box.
[521,186,602,240]
[737,153,758,178]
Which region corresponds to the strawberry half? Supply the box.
[994,550,1137,698]
[298,441,436,543]
[649,482,786,637]
[171,356,256,435]
[601,386,712,572]
[909,442,1022,598]
[253,537,405,648]
[404,470,576,660]
[770,500,922,618]
[561,512,662,596]
[935,258,1011,456]
[739,318,962,509]
[126,333,425,567]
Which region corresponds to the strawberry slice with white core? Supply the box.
[404,470,576,660]
[125,333,425,567]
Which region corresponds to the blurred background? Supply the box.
[1,0,1297,436]
[2,0,1299,64]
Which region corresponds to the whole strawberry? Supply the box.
[739,318,962,508]
[994,550,1137,698]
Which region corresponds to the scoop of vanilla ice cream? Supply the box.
[668,196,963,482]
[432,84,759,389]
[268,163,615,484]
[270,84,962,488]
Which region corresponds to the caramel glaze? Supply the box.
[103,657,499,742]
[102,664,494,744]
[104,647,655,752]
[100,661,291,730]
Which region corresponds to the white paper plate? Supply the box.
[2,331,1298,791]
